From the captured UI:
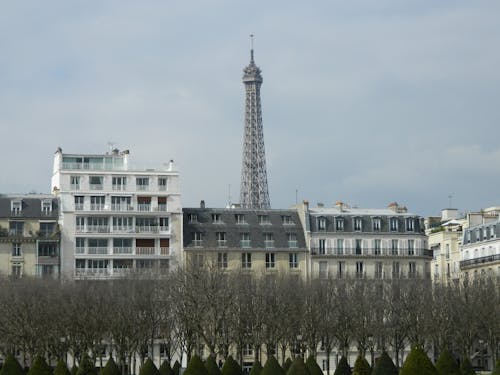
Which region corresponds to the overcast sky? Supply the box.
[0,1,499,216]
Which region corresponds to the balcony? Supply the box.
[217,240,227,247]
[136,185,149,192]
[112,185,126,191]
[88,247,108,255]
[86,226,110,233]
[70,184,80,191]
[111,204,133,212]
[136,247,155,255]
[112,226,134,233]
[460,254,500,269]
[37,256,60,265]
[156,204,167,212]
[138,204,152,212]
[288,240,298,248]
[264,240,275,249]
[90,204,105,211]
[160,247,169,255]
[75,269,110,277]
[136,226,159,233]
[113,247,133,255]
[193,240,203,247]
[89,184,103,191]
[75,203,84,211]
[240,240,251,248]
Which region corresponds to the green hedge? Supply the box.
[159,361,173,375]
[221,357,241,375]
[204,356,221,375]
[101,358,120,375]
[304,357,321,375]
[282,360,292,375]
[333,356,351,375]
[286,358,310,375]
[436,350,460,375]
[76,356,96,375]
[27,356,52,375]
[0,355,25,375]
[261,357,285,375]
[352,356,370,375]
[400,347,438,375]
[492,359,500,375]
[172,362,181,375]
[53,361,70,375]
[249,361,263,375]
[139,359,160,375]
[184,356,208,375]
[371,352,397,375]
[459,358,475,375]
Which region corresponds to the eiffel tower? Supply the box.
[239,36,271,209]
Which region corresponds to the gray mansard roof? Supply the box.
[308,207,425,234]
[183,208,307,251]
[463,220,500,245]
[0,195,59,219]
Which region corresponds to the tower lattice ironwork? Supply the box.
[239,40,271,209]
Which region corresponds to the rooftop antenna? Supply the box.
[107,141,116,153]
[295,189,298,205]
[228,184,232,207]
[448,194,453,208]
[250,34,254,63]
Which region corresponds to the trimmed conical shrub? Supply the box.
[221,357,241,375]
[351,356,370,375]
[205,356,221,375]
[333,356,351,375]
[172,362,181,375]
[184,356,208,375]
[140,359,160,375]
[53,361,71,375]
[492,359,500,375]
[159,361,173,375]
[28,356,52,375]
[261,357,285,375]
[371,352,397,375]
[76,355,97,375]
[282,360,292,374]
[70,366,78,375]
[286,358,310,375]
[0,355,25,375]
[400,347,438,375]
[101,358,120,375]
[249,361,263,375]
[460,358,475,375]
[436,350,460,375]
[305,357,321,375]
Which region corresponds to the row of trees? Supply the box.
[0,268,498,374]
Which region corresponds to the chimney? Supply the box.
[200,200,205,209]
[317,202,324,208]
[168,159,174,171]
[335,201,345,211]
[303,200,309,212]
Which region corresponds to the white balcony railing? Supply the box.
[136,226,158,233]
[76,268,110,277]
[112,226,134,233]
[136,185,149,191]
[89,184,103,190]
[90,204,105,211]
[76,247,85,254]
[88,247,108,255]
[74,204,84,211]
[241,240,251,248]
[137,204,151,212]
[113,247,133,254]
[70,184,80,191]
[112,185,126,191]
[111,204,133,212]
[160,247,169,255]
[136,247,155,255]
[264,240,275,248]
[156,204,167,212]
[86,225,110,233]
[288,241,298,248]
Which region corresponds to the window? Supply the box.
[409,262,416,278]
[338,261,345,278]
[288,233,298,248]
[187,213,198,223]
[159,217,169,231]
[217,252,228,268]
[9,222,24,236]
[375,262,383,279]
[373,218,381,231]
[445,244,450,259]
[242,344,253,357]
[374,239,381,255]
[355,239,362,255]
[392,261,400,278]
[319,261,328,279]
[282,215,293,225]
[39,222,55,237]
[264,233,274,248]
[259,215,271,225]
[70,176,80,190]
[193,232,203,246]
[11,200,22,215]
[242,253,252,268]
[38,243,57,257]
[216,232,227,247]
[466,231,471,243]
[90,196,105,211]
[41,200,52,215]
[158,177,168,191]
[136,177,149,191]
[137,259,154,269]
[12,243,22,257]
[11,264,22,278]
[235,214,247,224]
[240,233,250,248]
[318,217,326,230]
[89,176,104,190]
[406,218,415,232]
[319,239,326,255]
[391,239,398,255]
[111,196,131,211]
[76,238,85,254]
[112,176,126,191]
[289,253,298,268]
[356,262,364,278]
[265,253,276,268]
[390,218,398,231]
[212,213,222,224]
[337,239,344,255]
[335,217,344,231]
[354,218,362,231]
[408,239,415,255]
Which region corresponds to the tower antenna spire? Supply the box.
[250,34,254,63]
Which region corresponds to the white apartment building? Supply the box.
[51,148,182,279]
[297,201,431,280]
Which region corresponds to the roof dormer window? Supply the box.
[11,200,22,216]
[354,217,362,231]
[318,217,326,231]
[41,200,52,215]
